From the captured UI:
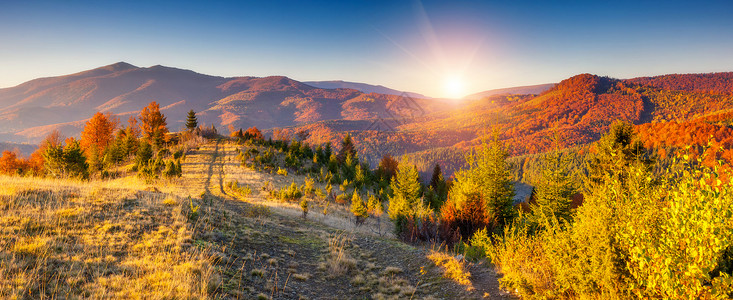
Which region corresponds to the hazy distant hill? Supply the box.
[0,63,439,143]
[303,80,428,99]
[0,142,37,156]
[626,72,733,94]
[464,83,555,100]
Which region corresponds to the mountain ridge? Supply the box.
[303,80,429,99]
[0,62,439,143]
[3,63,733,178]
[464,83,556,100]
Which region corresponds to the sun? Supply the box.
[442,75,465,99]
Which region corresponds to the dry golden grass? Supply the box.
[427,251,473,289]
[0,140,506,299]
[0,175,214,299]
[209,142,394,236]
[324,233,356,276]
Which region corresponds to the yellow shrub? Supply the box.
[163,197,177,206]
[490,154,733,299]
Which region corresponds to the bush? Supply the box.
[300,199,308,219]
[488,151,733,299]
[172,149,184,160]
[400,215,440,243]
[303,177,315,196]
[227,180,252,199]
[439,192,491,246]
[275,182,302,202]
[138,157,163,182]
[276,167,288,176]
[335,193,349,205]
[163,159,182,178]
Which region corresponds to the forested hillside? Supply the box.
[4,63,733,180]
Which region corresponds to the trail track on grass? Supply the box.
[184,140,515,299]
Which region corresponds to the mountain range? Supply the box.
[0,62,448,144]
[2,63,733,177]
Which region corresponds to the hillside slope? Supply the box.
[4,64,733,179]
[0,63,436,143]
[0,140,516,299]
[290,73,733,175]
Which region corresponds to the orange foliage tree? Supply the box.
[80,112,118,154]
[0,151,19,174]
[139,101,168,144]
[244,126,264,140]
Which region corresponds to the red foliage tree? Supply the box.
[80,112,119,154]
[139,101,168,142]
[0,151,19,174]
[244,126,264,140]
[377,154,399,180]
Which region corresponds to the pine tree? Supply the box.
[105,130,126,165]
[42,143,65,178]
[324,143,332,159]
[42,138,89,179]
[450,136,516,229]
[351,192,368,225]
[584,120,652,190]
[123,117,140,157]
[185,109,198,131]
[338,133,356,162]
[300,199,308,219]
[135,141,153,169]
[367,193,382,215]
[429,163,448,209]
[388,159,422,221]
[532,150,575,223]
[151,128,165,150]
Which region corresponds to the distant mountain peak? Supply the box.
[547,73,616,95]
[100,62,138,72]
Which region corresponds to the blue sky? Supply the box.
[2,0,733,98]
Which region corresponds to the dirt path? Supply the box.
[181,141,515,299]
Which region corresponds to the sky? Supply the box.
[2,0,733,98]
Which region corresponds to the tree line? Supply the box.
[0,103,207,181]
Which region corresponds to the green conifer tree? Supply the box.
[351,192,368,225]
[338,133,356,162]
[584,120,652,191]
[388,159,422,226]
[185,109,198,131]
[532,149,575,224]
[429,163,448,209]
[450,136,516,229]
